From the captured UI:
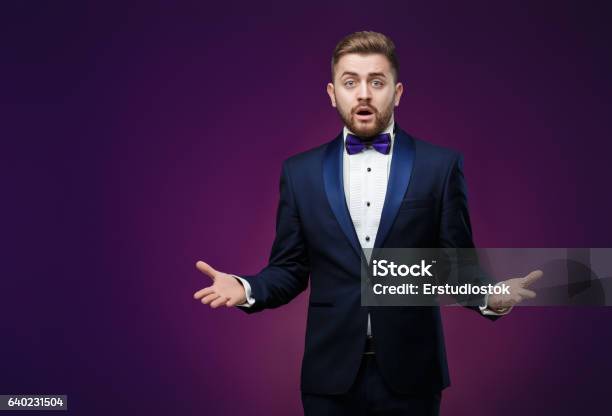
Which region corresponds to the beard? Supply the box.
[335,99,394,138]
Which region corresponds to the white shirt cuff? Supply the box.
[232,275,255,308]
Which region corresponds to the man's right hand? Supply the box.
[193,261,247,308]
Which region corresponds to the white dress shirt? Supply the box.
[235,115,509,321]
[343,116,394,335]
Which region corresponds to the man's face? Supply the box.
[327,53,403,138]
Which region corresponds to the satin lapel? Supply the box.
[323,133,362,259]
[374,127,416,248]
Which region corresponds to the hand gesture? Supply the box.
[488,270,543,312]
[193,261,247,308]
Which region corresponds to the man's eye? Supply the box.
[344,80,355,87]
[372,80,384,87]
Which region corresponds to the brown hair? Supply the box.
[331,31,399,82]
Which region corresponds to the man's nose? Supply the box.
[357,81,372,100]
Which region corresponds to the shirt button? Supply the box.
[367,167,372,172]
[366,201,371,207]
[365,236,370,242]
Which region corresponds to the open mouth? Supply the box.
[355,108,375,121]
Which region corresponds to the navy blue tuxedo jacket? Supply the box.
[241,124,497,395]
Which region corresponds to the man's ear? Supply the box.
[394,82,404,107]
[326,83,336,107]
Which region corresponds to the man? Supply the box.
[193,31,541,415]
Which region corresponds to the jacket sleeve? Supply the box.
[238,160,310,313]
[439,153,503,321]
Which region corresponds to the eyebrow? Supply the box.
[340,71,387,79]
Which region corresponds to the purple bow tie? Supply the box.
[345,133,391,155]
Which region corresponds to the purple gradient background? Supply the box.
[2,1,612,415]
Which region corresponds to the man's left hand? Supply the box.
[487,270,543,313]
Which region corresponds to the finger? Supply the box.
[210,296,229,309]
[490,295,511,310]
[196,261,218,281]
[201,293,220,305]
[517,288,536,299]
[226,297,241,307]
[501,295,515,309]
[193,286,215,300]
[522,270,543,287]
